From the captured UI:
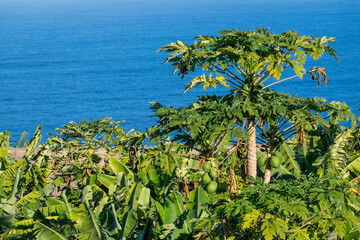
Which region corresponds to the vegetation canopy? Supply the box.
[158,27,337,91]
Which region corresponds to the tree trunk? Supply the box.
[247,119,257,180]
[264,161,271,184]
[222,218,233,238]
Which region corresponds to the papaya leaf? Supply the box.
[288,227,311,240]
[242,209,262,229]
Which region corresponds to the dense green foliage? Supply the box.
[0,114,360,239]
[1,28,360,239]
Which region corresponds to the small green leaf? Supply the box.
[52,178,63,187]
[0,147,8,157]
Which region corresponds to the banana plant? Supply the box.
[0,126,66,239]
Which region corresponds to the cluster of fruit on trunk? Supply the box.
[201,162,227,194]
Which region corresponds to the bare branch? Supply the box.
[263,73,301,89]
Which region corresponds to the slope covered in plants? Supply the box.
[1,28,360,240]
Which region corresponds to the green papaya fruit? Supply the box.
[206,181,218,194]
[202,173,212,185]
[217,182,227,192]
[202,162,211,172]
[270,156,280,168]
[209,168,218,179]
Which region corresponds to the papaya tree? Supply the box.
[151,95,247,160]
[254,91,353,183]
[152,89,353,184]
[159,27,338,180]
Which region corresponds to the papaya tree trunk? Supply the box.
[264,161,271,184]
[247,119,257,179]
[222,218,233,238]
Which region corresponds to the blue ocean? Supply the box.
[0,0,359,142]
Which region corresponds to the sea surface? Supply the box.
[0,0,359,142]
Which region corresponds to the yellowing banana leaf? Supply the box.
[0,147,8,158]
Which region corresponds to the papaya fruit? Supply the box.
[206,181,218,194]
[270,156,280,168]
[217,182,227,192]
[202,162,211,172]
[202,173,212,185]
[209,168,218,179]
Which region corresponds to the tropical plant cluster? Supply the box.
[1,28,360,239]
